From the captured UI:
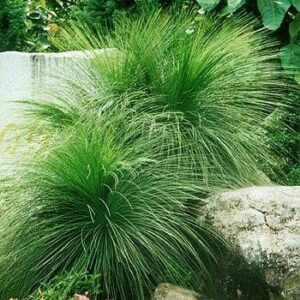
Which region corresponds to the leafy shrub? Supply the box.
[196,0,300,82]
[196,0,299,30]
[0,0,26,51]
[69,0,125,27]
[24,0,60,51]
[0,0,181,51]
[27,271,101,300]
[0,0,78,52]
[69,0,176,28]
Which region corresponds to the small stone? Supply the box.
[74,292,90,300]
[153,283,202,300]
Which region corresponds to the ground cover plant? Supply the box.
[0,7,296,300]
[26,271,101,300]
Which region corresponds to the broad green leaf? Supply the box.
[281,44,300,86]
[196,0,221,10]
[295,72,300,84]
[227,0,246,13]
[289,14,300,43]
[257,0,291,30]
[291,0,300,11]
[281,44,300,77]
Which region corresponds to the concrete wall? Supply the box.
[0,51,99,126]
[0,50,107,171]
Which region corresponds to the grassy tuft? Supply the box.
[42,10,292,187]
[0,114,218,299]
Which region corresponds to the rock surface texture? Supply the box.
[199,186,300,300]
[153,283,202,300]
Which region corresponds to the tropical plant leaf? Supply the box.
[281,43,300,70]
[292,0,300,11]
[257,0,291,30]
[226,0,246,13]
[289,14,300,43]
[196,0,221,10]
[281,43,300,83]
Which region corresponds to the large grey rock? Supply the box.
[153,283,202,300]
[199,186,300,299]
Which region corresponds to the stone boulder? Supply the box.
[198,186,300,299]
[153,283,203,300]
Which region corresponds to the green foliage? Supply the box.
[195,0,300,72]
[0,0,78,51]
[69,0,123,27]
[24,1,59,51]
[263,94,300,185]
[68,0,176,28]
[0,8,295,300]
[0,0,26,51]
[195,0,300,184]
[0,0,180,51]
[196,0,220,10]
[292,0,300,10]
[281,44,300,83]
[0,109,218,299]
[51,11,289,187]
[196,0,300,32]
[257,0,291,30]
[27,271,101,300]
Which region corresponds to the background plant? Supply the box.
[24,0,59,51]
[0,0,181,52]
[0,0,26,51]
[262,92,300,185]
[195,0,300,78]
[27,271,101,300]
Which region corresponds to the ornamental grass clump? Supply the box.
[0,8,292,300]
[0,113,217,299]
[39,10,290,187]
